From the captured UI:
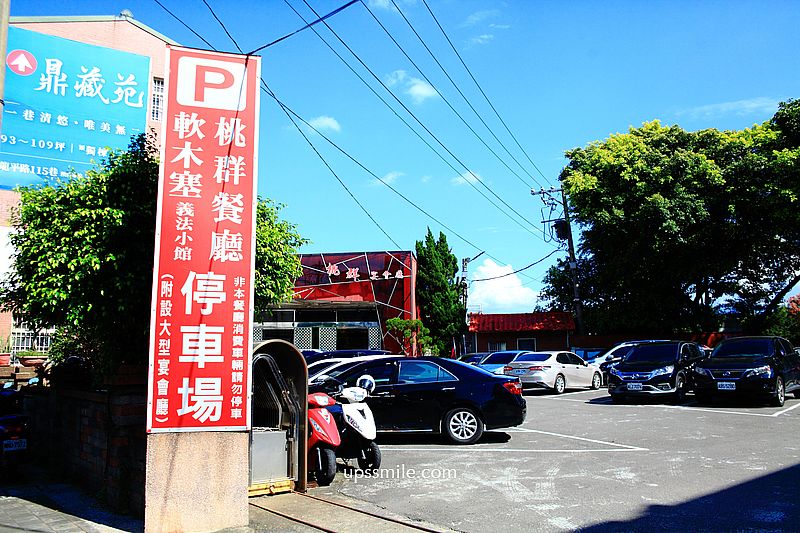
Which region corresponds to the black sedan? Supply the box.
[693,336,800,406]
[309,356,526,444]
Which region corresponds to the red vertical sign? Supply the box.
[147,46,260,432]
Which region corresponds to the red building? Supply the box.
[468,312,575,352]
[256,251,417,354]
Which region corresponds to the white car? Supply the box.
[503,351,602,394]
[308,354,396,384]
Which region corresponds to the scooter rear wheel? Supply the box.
[357,441,381,472]
[314,448,337,486]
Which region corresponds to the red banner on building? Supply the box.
[146,46,260,432]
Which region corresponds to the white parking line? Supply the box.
[772,402,800,417]
[536,393,799,418]
[507,427,647,450]
[379,447,647,453]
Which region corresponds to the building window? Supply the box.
[488,341,506,352]
[517,338,537,350]
[151,77,164,121]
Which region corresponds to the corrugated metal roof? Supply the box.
[468,312,575,332]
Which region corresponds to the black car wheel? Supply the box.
[357,441,381,472]
[794,390,800,399]
[771,376,785,407]
[314,448,337,486]
[553,374,566,394]
[591,372,602,390]
[672,374,687,404]
[443,407,484,444]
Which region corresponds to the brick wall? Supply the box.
[23,386,147,516]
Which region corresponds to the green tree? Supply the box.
[254,198,308,319]
[415,228,465,356]
[2,134,307,378]
[385,318,433,356]
[542,100,800,334]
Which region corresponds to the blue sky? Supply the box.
[11,0,800,313]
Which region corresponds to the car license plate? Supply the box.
[717,382,736,391]
[627,383,643,391]
[3,439,26,452]
[512,369,527,375]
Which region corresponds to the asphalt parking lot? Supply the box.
[317,389,800,532]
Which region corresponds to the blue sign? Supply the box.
[0,27,151,189]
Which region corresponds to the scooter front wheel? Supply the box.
[314,448,337,486]
[357,441,381,472]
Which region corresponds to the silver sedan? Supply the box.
[503,351,602,394]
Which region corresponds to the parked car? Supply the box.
[607,341,706,403]
[308,354,396,384]
[573,347,605,363]
[458,352,490,365]
[595,340,673,384]
[693,336,800,406]
[478,350,534,374]
[503,351,602,393]
[303,349,391,366]
[309,356,526,444]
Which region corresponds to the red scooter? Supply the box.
[307,392,340,486]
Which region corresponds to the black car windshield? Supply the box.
[623,344,678,364]
[482,352,521,365]
[516,353,552,362]
[712,339,773,358]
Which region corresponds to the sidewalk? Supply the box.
[0,469,143,533]
[0,469,452,533]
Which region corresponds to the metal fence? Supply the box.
[11,327,54,355]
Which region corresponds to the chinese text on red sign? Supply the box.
[147,47,261,432]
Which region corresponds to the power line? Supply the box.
[472,248,562,282]
[247,0,360,54]
[194,0,556,286]
[290,0,547,239]
[420,0,550,184]
[361,0,541,191]
[153,0,216,49]
[381,0,548,190]
[195,0,401,249]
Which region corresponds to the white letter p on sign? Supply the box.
[176,57,247,111]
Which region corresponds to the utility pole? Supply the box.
[531,187,585,336]
[459,250,484,355]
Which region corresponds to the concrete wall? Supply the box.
[145,432,250,532]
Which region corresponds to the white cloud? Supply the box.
[384,70,438,104]
[368,0,415,12]
[420,175,432,184]
[469,259,539,313]
[407,78,438,104]
[372,170,403,186]
[489,23,511,30]
[471,34,495,45]
[451,171,482,186]
[677,97,780,120]
[462,9,499,27]
[307,115,341,132]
